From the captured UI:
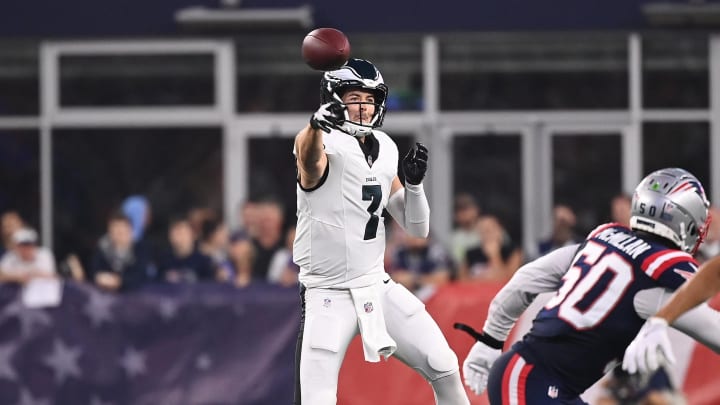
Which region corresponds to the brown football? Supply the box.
[302,28,351,71]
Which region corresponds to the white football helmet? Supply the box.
[320,58,388,137]
[630,168,711,254]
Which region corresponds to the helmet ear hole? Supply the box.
[688,223,697,236]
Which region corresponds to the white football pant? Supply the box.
[295,277,469,405]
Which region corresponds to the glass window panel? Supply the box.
[60,54,215,107]
[453,134,522,242]
[440,33,628,110]
[553,134,622,236]
[642,122,709,194]
[642,34,708,108]
[0,130,39,228]
[236,33,422,112]
[52,127,222,266]
[247,137,297,226]
[0,41,39,115]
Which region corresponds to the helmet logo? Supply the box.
[670,180,708,203]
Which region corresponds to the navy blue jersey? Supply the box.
[517,223,698,395]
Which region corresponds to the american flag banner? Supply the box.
[0,282,300,405]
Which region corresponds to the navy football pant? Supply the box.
[487,349,588,405]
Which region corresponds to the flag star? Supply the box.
[158,299,179,322]
[119,347,147,378]
[1,301,51,338]
[90,396,113,405]
[15,389,50,405]
[0,343,18,381]
[44,339,82,384]
[83,288,116,327]
[195,353,212,371]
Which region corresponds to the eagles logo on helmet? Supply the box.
[320,58,388,137]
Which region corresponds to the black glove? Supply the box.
[402,142,428,185]
[310,102,346,133]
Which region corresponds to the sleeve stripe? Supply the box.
[642,249,681,271]
[644,251,695,279]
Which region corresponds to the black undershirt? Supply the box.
[357,133,379,167]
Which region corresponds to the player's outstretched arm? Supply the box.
[386,143,430,238]
[295,102,345,189]
[624,255,720,374]
[634,288,720,354]
[454,244,579,395]
[655,255,720,323]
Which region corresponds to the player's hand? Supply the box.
[310,102,345,133]
[402,143,428,185]
[463,341,501,395]
[622,317,676,374]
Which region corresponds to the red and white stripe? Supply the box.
[501,353,534,405]
[641,250,694,280]
[588,223,621,239]
[669,181,694,195]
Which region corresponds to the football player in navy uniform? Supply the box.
[293,58,469,405]
[456,168,720,404]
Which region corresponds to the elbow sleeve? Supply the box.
[386,184,430,238]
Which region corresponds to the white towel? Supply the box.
[349,285,397,362]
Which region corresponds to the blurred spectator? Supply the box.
[267,225,299,287]
[0,228,56,284]
[597,367,685,405]
[199,218,229,269]
[89,213,155,292]
[219,232,254,287]
[610,193,632,227]
[0,210,24,257]
[236,200,261,240]
[697,205,720,263]
[536,204,580,257]
[449,193,482,267]
[459,215,523,283]
[158,217,216,283]
[121,195,152,242]
[388,226,452,301]
[187,207,217,241]
[59,254,86,282]
[250,197,285,281]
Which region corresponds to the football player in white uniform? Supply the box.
[293,58,469,405]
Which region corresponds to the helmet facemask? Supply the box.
[689,212,712,255]
[334,88,387,137]
[320,58,388,138]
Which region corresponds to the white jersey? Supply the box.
[293,129,399,288]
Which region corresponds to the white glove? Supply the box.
[622,317,676,374]
[309,102,345,133]
[463,341,502,395]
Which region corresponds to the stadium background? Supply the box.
[0,0,719,403]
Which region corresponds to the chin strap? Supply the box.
[453,323,505,350]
